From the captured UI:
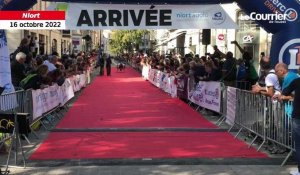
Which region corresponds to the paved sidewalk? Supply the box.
[6,165,297,175]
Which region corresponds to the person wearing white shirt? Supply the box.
[252,69,281,97]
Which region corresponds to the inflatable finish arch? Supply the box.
[238,0,300,71]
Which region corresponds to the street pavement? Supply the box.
[7,165,298,175]
[0,69,297,175]
[1,104,297,175]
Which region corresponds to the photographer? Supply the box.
[208,45,226,60]
[231,40,258,86]
[221,52,237,87]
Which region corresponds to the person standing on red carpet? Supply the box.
[106,55,112,76]
[97,53,105,76]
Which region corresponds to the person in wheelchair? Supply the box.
[117,62,125,72]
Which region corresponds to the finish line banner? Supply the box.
[63,3,238,29]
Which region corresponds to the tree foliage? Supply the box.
[109,30,147,55]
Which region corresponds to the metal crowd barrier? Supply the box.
[227,88,295,166]
[0,89,30,113]
[130,66,297,166]
[0,90,29,171]
[230,89,267,150]
[216,84,227,125]
[175,76,295,166]
[0,70,96,172]
[236,80,251,90]
[265,99,294,166]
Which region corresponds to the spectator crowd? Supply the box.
[9,36,96,91]
[124,41,300,97]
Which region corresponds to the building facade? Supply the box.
[6,1,66,56]
[154,3,272,68]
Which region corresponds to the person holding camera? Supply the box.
[231,40,258,86]
[221,52,237,87]
[207,45,226,60]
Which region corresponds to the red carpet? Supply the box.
[30,132,267,160]
[56,68,216,129]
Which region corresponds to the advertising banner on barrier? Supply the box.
[147,69,177,97]
[156,71,163,88]
[169,76,177,98]
[32,89,45,120]
[148,69,155,85]
[177,75,188,100]
[148,69,153,80]
[40,87,50,113]
[79,73,87,88]
[32,84,60,120]
[148,69,160,87]
[47,84,60,111]
[74,75,81,92]
[64,3,238,30]
[160,73,169,93]
[32,77,76,120]
[187,77,195,100]
[70,75,81,92]
[59,78,74,106]
[189,81,221,112]
[226,86,237,126]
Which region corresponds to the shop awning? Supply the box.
[157,30,186,46]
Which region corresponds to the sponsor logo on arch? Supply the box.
[239,0,298,23]
[279,38,300,70]
[212,11,226,25]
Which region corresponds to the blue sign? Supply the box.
[0,29,15,93]
[270,28,300,72]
